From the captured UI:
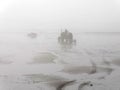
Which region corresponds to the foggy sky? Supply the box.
[0,0,120,32]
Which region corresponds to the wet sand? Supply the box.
[0,32,119,90]
[111,58,120,66]
[28,52,57,64]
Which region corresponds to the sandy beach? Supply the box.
[0,32,119,90]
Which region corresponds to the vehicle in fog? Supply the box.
[27,32,38,39]
[58,29,76,45]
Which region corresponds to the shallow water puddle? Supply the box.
[28,52,57,64]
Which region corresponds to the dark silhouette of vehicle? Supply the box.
[27,32,37,39]
[58,29,76,45]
